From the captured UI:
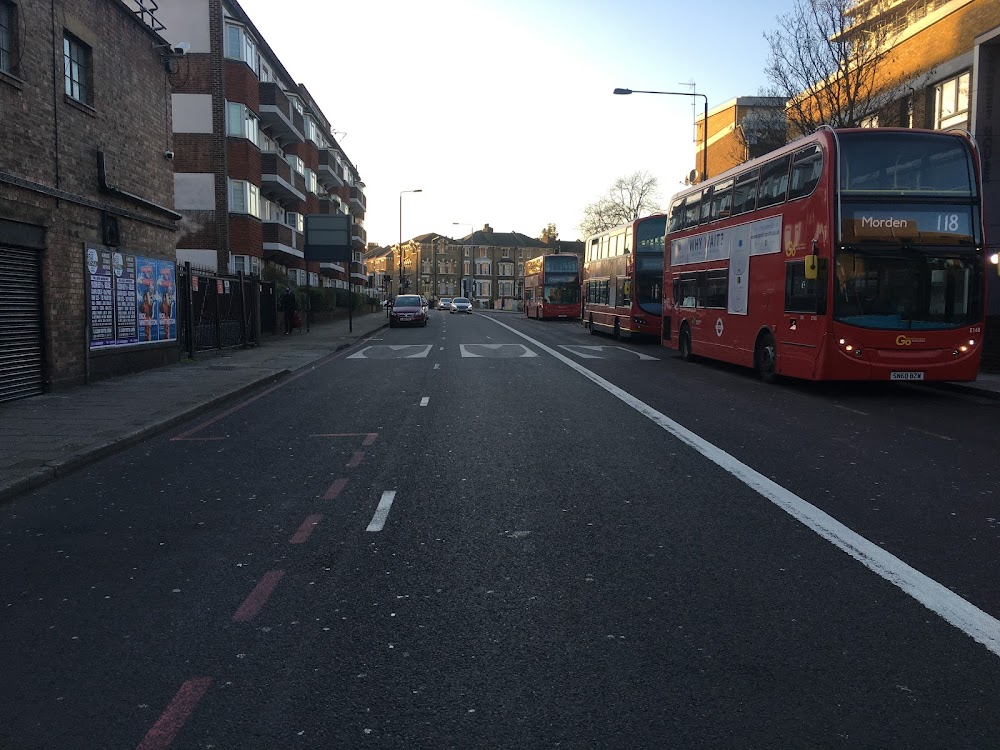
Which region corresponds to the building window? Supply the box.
[63,33,91,104]
[261,197,282,223]
[225,23,258,74]
[285,212,304,233]
[517,262,524,277]
[475,280,491,297]
[463,260,470,276]
[288,155,305,176]
[499,280,514,297]
[228,179,261,218]
[226,102,259,146]
[935,71,970,130]
[498,262,514,277]
[0,1,16,75]
[230,254,262,276]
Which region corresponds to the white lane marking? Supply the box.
[434,364,440,370]
[558,345,659,361]
[905,426,954,442]
[460,344,537,358]
[420,397,430,407]
[366,491,397,532]
[834,404,870,416]
[482,315,1000,658]
[347,345,433,359]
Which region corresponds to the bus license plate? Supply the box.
[890,371,924,381]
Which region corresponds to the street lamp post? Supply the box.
[453,222,474,302]
[399,189,422,292]
[613,87,709,182]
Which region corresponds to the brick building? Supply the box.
[0,0,181,402]
[369,225,554,310]
[155,0,366,291]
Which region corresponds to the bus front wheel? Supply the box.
[755,331,778,383]
[679,325,693,361]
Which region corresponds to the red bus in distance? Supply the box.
[662,127,987,382]
[523,253,581,319]
[583,214,665,340]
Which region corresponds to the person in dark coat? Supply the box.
[280,287,298,334]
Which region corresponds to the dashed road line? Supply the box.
[323,478,348,500]
[366,491,397,532]
[233,570,285,622]
[135,677,212,750]
[289,514,323,544]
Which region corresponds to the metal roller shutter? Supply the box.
[0,246,44,402]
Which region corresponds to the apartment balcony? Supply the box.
[262,220,304,262]
[261,153,306,204]
[320,262,346,275]
[258,82,305,143]
[351,223,367,247]
[318,193,344,215]
[349,185,366,214]
[318,149,346,188]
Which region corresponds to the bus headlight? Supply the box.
[838,338,862,357]
[990,253,999,265]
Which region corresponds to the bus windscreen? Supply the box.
[838,132,976,196]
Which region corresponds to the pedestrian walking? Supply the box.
[280,287,298,335]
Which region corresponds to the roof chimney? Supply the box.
[483,223,493,234]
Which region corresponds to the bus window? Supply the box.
[733,169,759,215]
[789,145,823,200]
[624,226,633,254]
[704,269,728,308]
[683,195,702,228]
[588,238,598,262]
[757,154,791,208]
[709,179,733,221]
[700,188,713,223]
[668,197,686,232]
[676,273,698,308]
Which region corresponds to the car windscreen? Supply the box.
[453,298,470,304]
[395,296,421,306]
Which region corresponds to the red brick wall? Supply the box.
[174,134,215,173]
[226,61,260,112]
[230,215,263,257]
[227,140,262,184]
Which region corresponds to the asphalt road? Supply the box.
[2,308,999,749]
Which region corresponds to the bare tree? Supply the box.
[579,171,661,238]
[764,0,902,137]
[732,105,790,163]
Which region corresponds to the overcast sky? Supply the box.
[234,0,798,244]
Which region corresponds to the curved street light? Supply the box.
[399,189,423,291]
[614,87,709,182]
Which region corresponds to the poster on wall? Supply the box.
[86,247,176,349]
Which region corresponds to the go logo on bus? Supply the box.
[895,335,926,346]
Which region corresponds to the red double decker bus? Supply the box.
[523,253,581,319]
[662,127,987,382]
[583,215,665,339]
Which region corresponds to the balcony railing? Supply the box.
[260,153,306,204]
[262,220,304,260]
[349,185,366,213]
[258,82,304,143]
[317,150,346,188]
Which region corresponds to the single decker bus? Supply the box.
[523,253,581,319]
[583,214,666,340]
[662,127,987,382]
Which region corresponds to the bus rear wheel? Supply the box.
[679,325,693,361]
[755,331,778,383]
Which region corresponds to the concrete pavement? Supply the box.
[1,305,998,503]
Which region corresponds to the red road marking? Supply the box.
[363,432,378,446]
[346,452,365,468]
[290,514,323,544]
[233,570,285,623]
[323,478,348,500]
[135,677,211,750]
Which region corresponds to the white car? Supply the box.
[450,297,473,314]
[437,298,453,311]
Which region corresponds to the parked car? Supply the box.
[450,297,473,314]
[438,297,453,311]
[419,296,429,312]
[389,294,428,327]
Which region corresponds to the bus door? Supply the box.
[779,258,828,378]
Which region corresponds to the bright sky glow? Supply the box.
[235,0,798,244]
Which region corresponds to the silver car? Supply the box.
[450,297,472,314]
[437,297,453,311]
